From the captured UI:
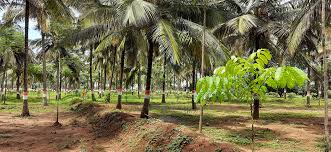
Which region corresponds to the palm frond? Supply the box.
[95,32,122,54]
[152,19,180,64]
[121,0,158,27]
[44,0,74,24]
[227,14,260,35]
[62,24,111,46]
[287,0,320,55]
[177,18,229,63]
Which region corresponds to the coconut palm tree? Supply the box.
[21,0,30,117]
[3,0,73,106]
[321,0,329,150]
[65,0,229,117]
[0,27,23,102]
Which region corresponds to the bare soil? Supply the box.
[0,103,240,152]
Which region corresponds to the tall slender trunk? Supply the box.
[109,67,115,92]
[173,72,176,91]
[116,48,125,109]
[53,51,61,127]
[56,52,61,100]
[4,71,8,104]
[90,46,96,101]
[103,64,107,94]
[98,65,101,98]
[41,32,48,106]
[318,80,322,107]
[59,66,62,100]
[16,70,20,99]
[161,54,166,103]
[321,0,329,150]
[198,4,206,133]
[115,73,118,90]
[11,75,14,90]
[131,80,134,95]
[192,59,197,109]
[140,39,154,118]
[1,70,5,102]
[21,0,30,117]
[138,65,141,98]
[109,47,117,102]
[65,77,68,93]
[306,66,311,107]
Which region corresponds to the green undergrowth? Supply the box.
[204,127,304,151]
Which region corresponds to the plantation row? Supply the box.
[1,0,331,151]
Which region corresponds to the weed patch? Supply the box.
[167,135,192,152]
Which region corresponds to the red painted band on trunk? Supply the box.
[145,90,151,95]
[23,92,28,96]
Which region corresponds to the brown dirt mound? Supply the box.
[70,104,241,151]
[118,119,241,152]
[70,102,101,116]
[89,112,135,137]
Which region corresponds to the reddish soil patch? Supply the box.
[0,103,240,152]
[0,112,94,152]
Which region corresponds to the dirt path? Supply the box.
[0,112,97,152]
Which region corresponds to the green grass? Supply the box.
[204,127,304,151]
[204,127,252,146]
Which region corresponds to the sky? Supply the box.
[0,10,41,40]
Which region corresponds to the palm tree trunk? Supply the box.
[1,70,5,102]
[192,59,197,110]
[306,67,311,107]
[198,4,206,133]
[115,73,118,90]
[173,72,176,91]
[116,48,125,109]
[98,65,101,98]
[11,75,14,90]
[4,71,8,104]
[21,0,30,117]
[53,51,61,127]
[59,66,62,100]
[321,0,329,150]
[318,80,322,107]
[162,54,166,103]
[138,65,141,98]
[109,47,117,102]
[140,39,154,118]
[131,81,134,95]
[41,32,48,106]
[103,64,107,95]
[90,46,96,101]
[16,70,20,99]
[56,52,61,100]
